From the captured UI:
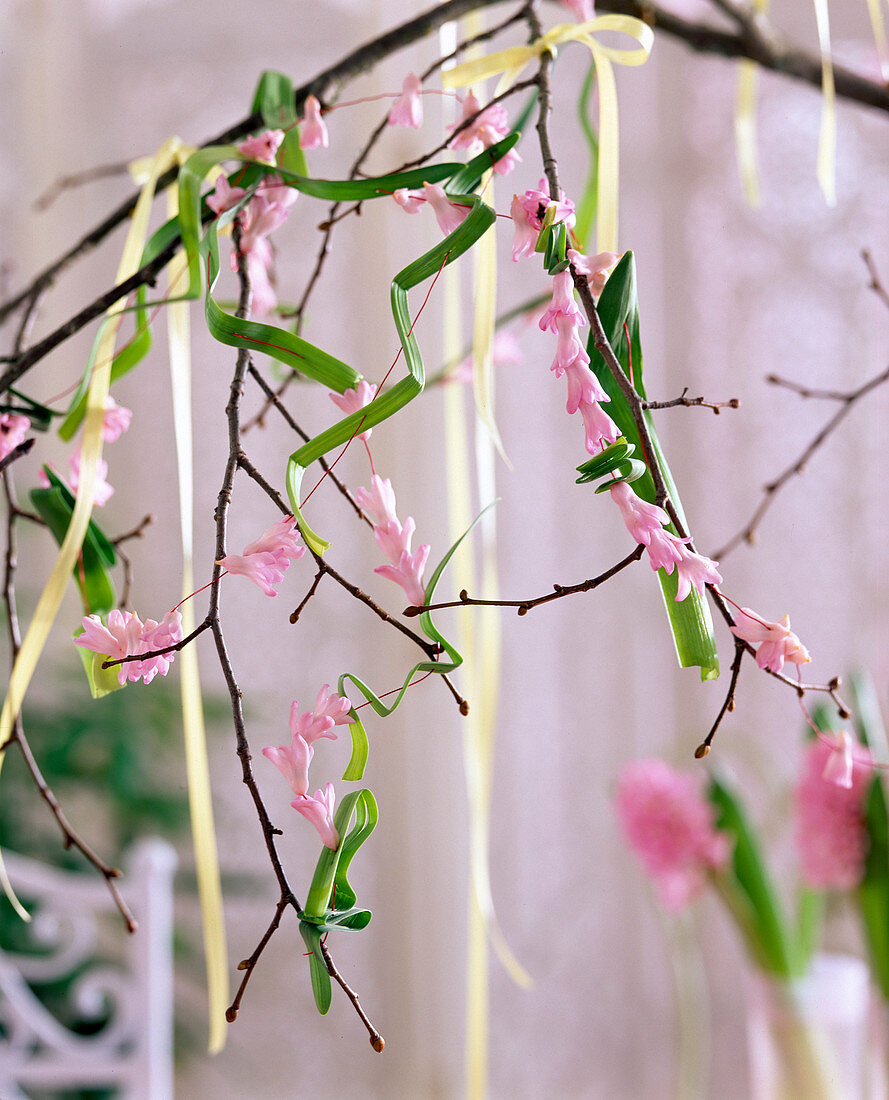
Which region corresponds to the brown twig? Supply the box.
[33,161,132,212]
[409,543,646,616]
[226,896,293,1022]
[862,249,889,311]
[643,388,740,414]
[713,360,889,559]
[695,639,746,757]
[319,938,385,1052]
[1,468,137,931]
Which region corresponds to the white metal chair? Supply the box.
[0,839,176,1099]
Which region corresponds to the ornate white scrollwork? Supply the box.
[0,839,176,1099]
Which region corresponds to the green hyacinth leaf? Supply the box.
[588,253,719,680]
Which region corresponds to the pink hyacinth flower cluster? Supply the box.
[448,91,520,176]
[329,380,378,440]
[795,733,873,888]
[729,607,811,675]
[615,758,730,911]
[218,515,306,597]
[263,686,354,851]
[540,269,621,457]
[355,474,430,608]
[0,413,31,461]
[609,480,722,601]
[76,608,183,686]
[510,178,575,262]
[389,72,423,128]
[206,130,298,318]
[299,95,329,150]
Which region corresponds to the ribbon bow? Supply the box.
[442,16,654,253]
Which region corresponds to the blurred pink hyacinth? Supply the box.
[795,734,873,888]
[389,72,423,128]
[292,782,339,850]
[0,413,30,461]
[561,0,595,18]
[206,174,247,216]
[218,515,306,597]
[730,607,811,674]
[102,397,132,443]
[616,758,730,910]
[68,450,114,506]
[238,129,284,164]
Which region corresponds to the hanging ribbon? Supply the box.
[865,0,889,83]
[813,0,836,206]
[163,163,230,1055]
[0,137,184,918]
[441,16,654,253]
[733,0,769,207]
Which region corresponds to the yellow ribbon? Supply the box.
[163,163,229,1054]
[734,0,769,207]
[441,16,654,254]
[813,0,836,206]
[0,137,184,918]
[866,0,889,83]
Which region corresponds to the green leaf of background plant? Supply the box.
[29,483,116,615]
[709,776,800,977]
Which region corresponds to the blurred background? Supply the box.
[1,0,888,1095]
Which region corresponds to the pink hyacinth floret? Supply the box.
[795,734,873,888]
[673,549,722,601]
[206,175,247,217]
[423,182,470,236]
[218,515,306,597]
[238,129,285,165]
[355,475,399,528]
[299,95,328,150]
[102,397,132,443]
[511,179,574,262]
[392,188,425,214]
[730,608,811,675]
[615,758,730,911]
[609,480,670,546]
[389,72,423,128]
[539,271,586,334]
[0,414,30,461]
[567,248,621,295]
[329,380,378,441]
[448,91,519,174]
[263,734,314,798]
[292,782,339,850]
[376,545,431,608]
